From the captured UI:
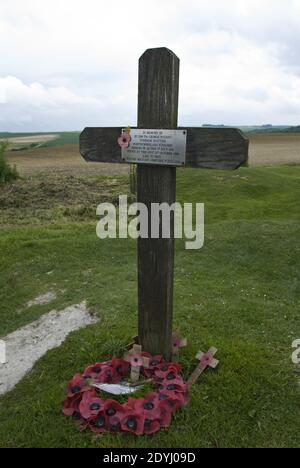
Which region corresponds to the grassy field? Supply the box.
[0,132,80,150]
[0,136,299,448]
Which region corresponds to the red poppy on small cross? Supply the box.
[187,347,219,387]
[124,344,150,383]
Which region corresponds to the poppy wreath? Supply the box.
[63,353,189,435]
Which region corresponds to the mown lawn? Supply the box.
[0,165,299,448]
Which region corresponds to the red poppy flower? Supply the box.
[164,390,187,410]
[104,400,126,432]
[118,132,131,149]
[63,393,82,417]
[154,388,188,412]
[143,355,164,377]
[101,366,121,384]
[83,361,121,382]
[199,351,215,369]
[131,393,162,420]
[143,418,161,435]
[67,373,90,397]
[158,402,173,428]
[149,355,164,368]
[143,392,173,427]
[83,362,105,381]
[168,362,182,373]
[130,353,144,368]
[88,364,121,384]
[89,412,108,433]
[121,411,145,435]
[111,358,130,377]
[84,359,128,385]
[154,364,182,380]
[159,377,187,394]
[79,390,104,420]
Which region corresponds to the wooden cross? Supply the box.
[80,47,249,361]
[124,344,150,383]
[187,347,219,387]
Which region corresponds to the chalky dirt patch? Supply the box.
[0,302,98,395]
[27,291,57,308]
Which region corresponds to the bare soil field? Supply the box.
[1,134,59,144]
[5,133,300,177]
[249,133,300,166]
[6,144,129,176]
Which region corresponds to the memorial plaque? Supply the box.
[122,129,187,166]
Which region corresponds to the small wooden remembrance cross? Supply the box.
[124,344,150,383]
[187,347,219,387]
[80,48,249,361]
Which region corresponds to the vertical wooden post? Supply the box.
[137,48,180,360]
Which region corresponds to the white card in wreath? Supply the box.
[92,382,143,396]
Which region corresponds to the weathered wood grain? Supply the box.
[80,127,249,170]
[137,48,179,360]
[185,127,249,169]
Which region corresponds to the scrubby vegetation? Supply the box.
[0,141,19,183]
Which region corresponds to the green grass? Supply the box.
[0,165,299,448]
[41,132,80,147]
[0,132,80,150]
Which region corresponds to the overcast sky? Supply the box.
[0,0,300,131]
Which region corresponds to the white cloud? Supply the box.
[0,0,300,130]
[178,31,300,125]
[0,76,107,131]
[0,76,101,107]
